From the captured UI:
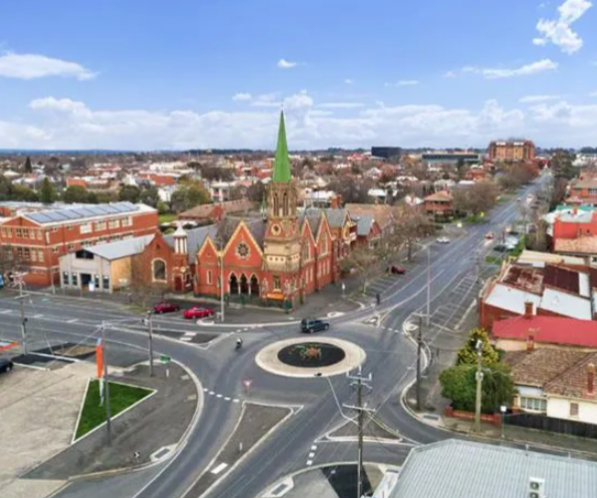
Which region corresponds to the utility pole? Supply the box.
[101,322,112,445]
[219,254,225,323]
[146,311,154,377]
[474,340,484,433]
[426,245,431,327]
[416,314,423,412]
[17,278,28,355]
[344,368,374,498]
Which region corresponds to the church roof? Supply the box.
[164,225,217,264]
[212,216,266,249]
[303,207,349,228]
[272,111,292,183]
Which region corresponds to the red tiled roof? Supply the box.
[493,315,597,349]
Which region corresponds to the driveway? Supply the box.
[0,362,94,498]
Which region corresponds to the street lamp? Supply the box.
[500,405,507,439]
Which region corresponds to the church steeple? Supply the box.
[272,111,292,183]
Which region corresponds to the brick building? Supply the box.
[193,112,336,307]
[423,191,453,220]
[488,140,535,161]
[0,201,158,286]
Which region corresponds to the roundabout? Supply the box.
[256,337,366,378]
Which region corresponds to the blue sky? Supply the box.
[0,0,596,149]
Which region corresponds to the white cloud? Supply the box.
[443,70,458,78]
[466,59,558,79]
[519,94,562,103]
[318,102,365,109]
[0,52,95,80]
[250,93,281,107]
[344,78,353,85]
[277,58,297,69]
[13,92,597,150]
[385,80,420,87]
[232,93,252,102]
[589,90,597,96]
[533,0,592,54]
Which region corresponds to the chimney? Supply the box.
[524,301,534,319]
[573,205,578,216]
[588,363,595,396]
[526,334,535,352]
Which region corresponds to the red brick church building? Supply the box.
[193,112,336,306]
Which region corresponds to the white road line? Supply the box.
[67,318,79,323]
[216,394,222,398]
[306,460,313,466]
[204,388,209,392]
[0,310,11,314]
[33,314,43,319]
[311,445,317,450]
[233,399,239,403]
[209,391,215,396]
[180,337,193,342]
[210,462,228,475]
[308,452,315,458]
[224,397,231,401]
[183,332,196,337]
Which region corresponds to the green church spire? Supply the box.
[272,111,292,183]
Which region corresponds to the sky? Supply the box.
[0,0,597,150]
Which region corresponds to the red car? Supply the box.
[485,232,495,240]
[183,307,214,320]
[387,265,406,275]
[153,302,180,314]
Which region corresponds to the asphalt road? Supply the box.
[0,176,550,498]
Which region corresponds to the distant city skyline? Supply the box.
[0,0,596,150]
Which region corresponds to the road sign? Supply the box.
[160,355,171,365]
[243,379,252,388]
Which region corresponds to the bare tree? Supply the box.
[453,182,499,218]
[394,206,435,261]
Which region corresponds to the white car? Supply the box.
[437,237,450,244]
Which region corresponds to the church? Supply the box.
[192,111,337,307]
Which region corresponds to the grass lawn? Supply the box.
[75,380,153,440]
[158,213,177,224]
[485,255,502,265]
[463,214,487,224]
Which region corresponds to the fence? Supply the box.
[505,412,597,439]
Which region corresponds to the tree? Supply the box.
[328,176,374,204]
[246,181,266,202]
[550,149,576,180]
[456,328,499,366]
[455,158,466,180]
[228,186,246,201]
[340,244,380,293]
[139,186,160,207]
[394,206,435,261]
[23,156,32,174]
[10,185,38,202]
[440,363,516,413]
[39,177,56,204]
[157,201,170,215]
[119,185,141,204]
[453,182,499,217]
[171,183,210,212]
[64,185,93,204]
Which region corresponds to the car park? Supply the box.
[300,318,330,333]
[183,306,214,319]
[153,302,180,314]
[387,265,406,275]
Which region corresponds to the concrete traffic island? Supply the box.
[255,337,367,378]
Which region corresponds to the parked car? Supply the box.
[184,307,214,319]
[485,232,494,240]
[387,265,406,275]
[0,358,13,374]
[300,318,330,334]
[153,302,180,314]
[437,237,450,244]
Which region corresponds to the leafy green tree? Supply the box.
[118,185,141,203]
[440,363,516,413]
[171,183,210,212]
[550,149,576,180]
[157,200,170,215]
[23,156,32,174]
[0,175,12,200]
[10,184,38,202]
[39,177,56,204]
[95,191,119,203]
[64,185,92,204]
[456,328,499,366]
[139,186,160,207]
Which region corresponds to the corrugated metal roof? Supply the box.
[86,235,155,261]
[484,283,541,315]
[390,440,597,498]
[356,214,374,236]
[164,225,218,264]
[540,287,592,320]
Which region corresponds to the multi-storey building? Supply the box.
[0,201,158,286]
[488,139,535,161]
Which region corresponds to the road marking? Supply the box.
[203,388,209,392]
[216,394,222,398]
[180,337,193,342]
[67,318,79,323]
[33,314,43,319]
[209,391,215,396]
[210,462,228,475]
[183,332,196,337]
[0,310,11,314]
[224,397,231,401]
[311,445,317,451]
[233,399,239,403]
[306,460,313,466]
[308,452,315,458]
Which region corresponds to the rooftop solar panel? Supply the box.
[23,201,145,225]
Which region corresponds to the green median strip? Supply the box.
[75,379,153,440]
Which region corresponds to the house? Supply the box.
[345,203,394,233]
[567,174,597,206]
[383,439,597,498]
[550,206,597,259]
[479,262,595,330]
[505,346,597,423]
[0,202,158,286]
[423,191,453,220]
[179,199,255,223]
[303,206,357,263]
[354,214,382,247]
